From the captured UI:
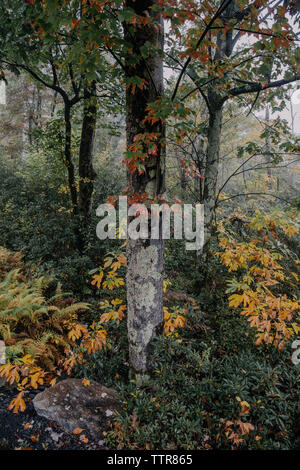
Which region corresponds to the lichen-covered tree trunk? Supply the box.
[265,104,272,183]
[124,0,165,384]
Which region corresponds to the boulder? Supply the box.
[33,378,119,438]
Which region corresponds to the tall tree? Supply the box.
[78,80,98,245]
[124,1,165,383]
[0,0,110,250]
[165,0,300,258]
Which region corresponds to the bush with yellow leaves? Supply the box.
[90,250,187,336]
[216,210,300,350]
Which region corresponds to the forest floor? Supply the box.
[0,384,107,450]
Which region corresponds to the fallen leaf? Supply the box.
[73,427,84,435]
[80,434,89,444]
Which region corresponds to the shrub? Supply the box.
[107,308,299,450]
[0,247,108,412]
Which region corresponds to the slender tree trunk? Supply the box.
[265,104,272,183]
[125,0,165,385]
[197,1,236,261]
[64,102,87,252]
[36,88,42,126]
[180,166,186,190]
[195,135,204,196]
[78,81,97,227]
[64,102,78,216]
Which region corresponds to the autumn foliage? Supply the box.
[217,210,300,350]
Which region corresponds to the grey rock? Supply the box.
[33,378,119,439]
[50,431,62,443]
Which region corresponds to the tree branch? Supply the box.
[217,192,291,205]
[226,75,300,99]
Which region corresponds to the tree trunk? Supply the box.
[64,102,79,216]
[201,94,223,259]
[78,81,97,245]
[265,104,272,185]
[125,0,165,385]
[36,87,42,126]
[196,0,235,260]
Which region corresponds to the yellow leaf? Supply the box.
[8,391,26,413]
[91,271,104,289]
[291,272,299,281]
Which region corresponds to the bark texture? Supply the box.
[202,93,223,257]
[64,102,78,217]
[125,0,165,384]
[78,82,97,233]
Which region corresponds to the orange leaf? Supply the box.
[73,427,84,435]
[80,434,89,444]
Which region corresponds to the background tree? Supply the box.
[164,0,300,257]
[0,0,118,250]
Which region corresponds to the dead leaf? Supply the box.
[73,427,84,435]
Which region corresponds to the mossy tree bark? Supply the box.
[78,81,98,249]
